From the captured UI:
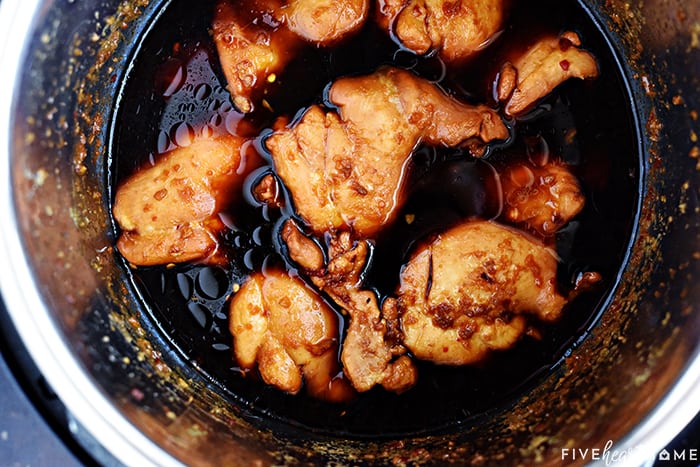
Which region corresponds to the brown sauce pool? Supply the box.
[109,0,641,436]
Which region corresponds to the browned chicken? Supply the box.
[287,0,369,44]
[495,31,599,117]
[377,0,508,63]
[213,0,369,113]
[500,161,585,236]
[266,66,508,238]
[282,220,418,393]
[113,134,258,266]
[229,269,354,402]
[251,173,284,207]
[212,0,298,114]
[397,220,567,365]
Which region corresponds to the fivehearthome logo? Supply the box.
[561,440,698,464]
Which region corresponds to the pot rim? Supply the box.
[0,1,181,465]
[0,0,698,466]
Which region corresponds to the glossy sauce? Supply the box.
[110,0,640,436]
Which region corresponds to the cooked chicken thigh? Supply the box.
[397,220,567,365]
[113,134,257,266]
[282,220,418,393]
[495,31,599,117]
[229,269,354,402]
[500,161,585,236]
[213,0,369,113]
[377,0,508,63]
[287,0,369,44]
[267,66,508,238]
[212,0,298,114]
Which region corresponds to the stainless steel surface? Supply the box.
[0,1,179,465]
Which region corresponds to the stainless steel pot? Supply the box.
[1,0,699,465]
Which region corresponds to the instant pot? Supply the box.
[1,0,699,465]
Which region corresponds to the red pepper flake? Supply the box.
[559,60,570,71]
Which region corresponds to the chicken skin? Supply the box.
[282,220,418,393]
[266,66,508,238]
[397,220,567,365]
[212,0,369,113]
[113,134,258,266]
[500,161,585,236]
[495,31,599,117]
[377,0,508,63]
[229,269,354,402]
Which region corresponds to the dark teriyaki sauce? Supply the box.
[109,0,640,436]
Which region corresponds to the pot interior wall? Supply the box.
[7,0,700,464]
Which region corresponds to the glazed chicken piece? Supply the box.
[499,161,585,236]
[251,172,284,208]
[287,0,369,44]
[377,0,509,63]
[495,31,599,117]
[113,134,258,266]
[282,220,418,393]
[212,0,298,114]
[266,66,508,238]
[397,220,567,365]
[213,0,369,113]
[229,269,354,402]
